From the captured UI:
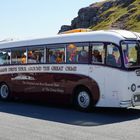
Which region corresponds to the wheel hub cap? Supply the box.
[1,85,9,99]
[78,91,90,108]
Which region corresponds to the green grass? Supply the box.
[90,0,140,32]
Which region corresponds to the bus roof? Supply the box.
[0,30,138,49]
[133,32,140,39]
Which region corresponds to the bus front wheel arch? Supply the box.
[73,86,93,111]
[0,83,11,101]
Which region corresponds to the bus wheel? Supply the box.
[74,88,92,111]
[0,83,10,100]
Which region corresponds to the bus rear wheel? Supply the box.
[0,83,10,100]
[74,88,92,111]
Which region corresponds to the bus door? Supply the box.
[90,43,106,105]
[104,43,122,107]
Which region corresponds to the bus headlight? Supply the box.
[131,84,136,92]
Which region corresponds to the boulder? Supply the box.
[89,16,100,25]
[113,0,135,7]
[136,15,140,21]
[103,10,115,19]
[127,4,136,11]
[58,25,72,33]
[78,7,98,21]
[101,1,113,12]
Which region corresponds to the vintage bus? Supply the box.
[0,30,140,111]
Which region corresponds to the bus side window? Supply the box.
[0,50,11,65]
[48,47,65,64]
[66,43,89,64]
[28,50,37,63]
[92,43,105,64]
[77,47,88,63]
[28,47,44,64]
[48,50,56,63]
[11,49,26,64]
[67,44,78,63]
[106,44,121,67]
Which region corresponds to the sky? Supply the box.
[0,0,104,40]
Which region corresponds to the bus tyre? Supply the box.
[74,88,92,111]
[0,83,10,100]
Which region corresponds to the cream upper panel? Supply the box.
[0,30,137,49]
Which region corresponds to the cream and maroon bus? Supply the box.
[0,30,140,111]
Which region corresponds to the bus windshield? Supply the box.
[121,41,140,68]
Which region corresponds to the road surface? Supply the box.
[0,101,140,140]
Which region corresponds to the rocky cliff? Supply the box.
[59,0,140,33]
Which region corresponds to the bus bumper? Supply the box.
[120,100,132,108]
[120,94,140,108]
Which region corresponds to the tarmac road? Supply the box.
[0,101,140,140]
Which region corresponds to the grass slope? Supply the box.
[90,0,140,32]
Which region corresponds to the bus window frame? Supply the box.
[0,49,11,65]
[105,42,122,68]
[47,44,66,64]
[66,42,90,64]
[1,44,46,66]
[0,41,123,70]
[120,40,140,70]
[90,42,105,65]
[11,47,27,65]
[90,42,122,69]
[27,46,45,64]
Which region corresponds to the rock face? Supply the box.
[59,0,138,33]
